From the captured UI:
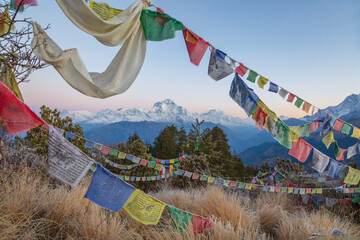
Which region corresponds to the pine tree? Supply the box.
[152,125,180,159]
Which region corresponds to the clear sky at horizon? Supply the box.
[18,0,360,118]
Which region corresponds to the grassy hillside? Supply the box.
[0,166,359,240]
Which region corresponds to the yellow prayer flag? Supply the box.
[245,184,252,190]
[287,187,294,193]
[207,177,215,183]
[170,159,175,164]
[257,100,278,121]
[344,167,360,185]
[89,1,123,21]
[124,189,166,225]
[351,127,360,139]
[0,65,23,101]
[322,131,335,149]
[316,188,322,194]
[289,126,300,142]
[105,159,110,163]
[257,75,269,89]
[154,164,163,171]
[0,7,15,35]
[124,176,130,181]
[118,152,127,159]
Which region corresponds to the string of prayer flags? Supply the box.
[89,1,122,21]
[183,29,209,66]
[48,126,93,187]
[192,215,213,236]
[208,49,234,81]
[85,164,135,211]
[140,9,186,41]
[257,75,269,89]
[235,63,248,77]
[268,82,279,93]
[229,74,258,116]
[288,137,313,162]
[167,205,193,234]
[124,189,166,225]
[322,131,335,149]
[326,159,347,178]
[247,70,258,83]
[347,142,359,159]
[351,127,360,139]
[343,167,360,185]
[312,150,329,173]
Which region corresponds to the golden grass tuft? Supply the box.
[0,166,359,239]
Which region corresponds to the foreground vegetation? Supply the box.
[0,164,359,240]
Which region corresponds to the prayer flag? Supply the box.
[264,115,276,134]
[268,82,279,93]
[263,186,269,192]
[167,205,193,233]
[326,159,347,178]
[207,177,215,183]
[0,7,15,34]
[278,88,288,99]
[287,93,296,103]
[302,101,311,113]
[176,169,184,176]
[192,215,212,236]
[269,186,275,192]
[118,152,127,159]
[85,164,135,211]
[299,123,311,137]
[147,161,156,168]
[294,97,304,108]
[247,70,258,83]
[351,127,360,139]
[288,137,312,162]
[229,74,258,116]
[235,63,248,77]
[333,119,344,131]
[214,178,223,185]
[183,29,209,66]
[140,159,149,166]
[325,198,338,207]
[281,187,287,193]
[257,75,269,89]
[200,175,208,181]
[140,10,186,41]
[101,146,111,154]
[343,167,360,185]
[347,142,360,159]
[192,173,200,180]
[336,148,347,161]
[109,149,118,156]
[89,1,122,21]
[253,107,267,130]
[273,119,292,149]
[341,123,352,135]
[310,121,320,132]
[289,126,300,142]
[320,119,331,136]
[312,149,329,173]
[124,189,166,225]
[184,171,192,178]
[208,49,234,81]
[48,126,93,187]
[322,131,335,149]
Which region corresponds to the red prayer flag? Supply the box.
[333,119,344,131]
[235,63,248,77]
[156,159,161,163]
[339,198,352,205]
[193,215,212,236]
[288,138,313,162]
[336,148,347,161]
[140,159,148,166]
[310,121,320,132]
[255,107,268,130]
[15,0,38,7]
[183,29,209,66]
[192,173,200,180]
[287,93,296,103]
[101,146,110,154]
[0,82,46,135]
[156,7,165,13]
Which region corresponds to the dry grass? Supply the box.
[0,166,359,240]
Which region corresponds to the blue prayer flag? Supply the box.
[85,164,135,212]
[268,82,279,93]
[215,49,227,60]
[125,154,135,161]
[315,110,328,122]
[263,186,270,192]
[214,178,223,185]
[320,120,331,136]
[176,170,184,176]
[326,159,347,178]
[294,188,299,194]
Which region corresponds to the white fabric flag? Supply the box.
[184,171,192,178]
[31,0,152,98]
[269,186,275,192]
[312,149,329,173]
[48,126,94,187]
[325,198,338,207]
[300,188,306,195]
[347,142,359,159]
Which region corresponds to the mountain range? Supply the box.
[61,94,360,164]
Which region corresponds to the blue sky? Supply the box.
[19,0,360,118]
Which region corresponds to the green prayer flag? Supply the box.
[247,70,258,83]
[146,176,152,181]
[311,189,317,194]
[334,141,340,157]
[167,205,193,233]
[355,188,360,193]
[119,175,124,180]
[151,176,156,181]
[155,170,158,175]
[281,187,287,193]
[299,123,311,137]
[238,182,246,189]
[109,149,119,156]
[147,161,156,168]
[341,123,352,135]
[274,120,292,149]
[200,175,208,181]
[174,158,179,163]
[294,97,304,108]
[170,172,175,177]
[140,9,186,41]
[89,165,96,172]
[175,163,178,168]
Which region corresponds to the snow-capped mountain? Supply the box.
[60,99,254,128]
[302,94,360,122]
